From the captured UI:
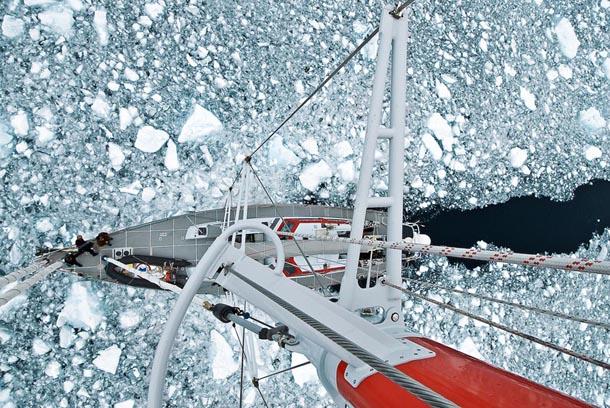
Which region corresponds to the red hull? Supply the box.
[337,337,590,408]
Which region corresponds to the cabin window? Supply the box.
[198,227,208,237]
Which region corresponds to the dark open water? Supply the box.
[415,179,610,255]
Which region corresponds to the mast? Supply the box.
[339,5,409,325]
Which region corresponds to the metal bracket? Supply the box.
[343,337,435,387]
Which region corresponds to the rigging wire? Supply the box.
[253,361,312,383]
[233,323,271,408]
[301,251,610,331]
[382,279,610,371]
[402,276,610,330]
[246,0,415,159]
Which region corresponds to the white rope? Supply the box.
[0,262,63,307]
[276,231,610,276]
[0,262,41,290]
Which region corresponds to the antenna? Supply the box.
[339,5,409,326]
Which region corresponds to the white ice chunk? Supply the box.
[558,64,573,79]
[301,137,319,155]
[135,126,169,153]
[107,142,125,170]
[421,133,443,161]
[91,94,111,119]
[458,337,484,360]
[164,139,180,171]
[10,111,29,136]
[519,87,537,110]
[579,107,606,132]
[337,161,355,182]
[38,6,74,37]
[554,18,580,59]
[2,15,24,38]
[269,137,299,166]
[119,180,142,195]
[141,187,156,202]
[209,330,238,380]
[294,80,305,94]
[124,67,139,82]
[509,147,528,168]
[603,58,610,80]
[584,146,602,161]
[36,126,55,145]
[118,310,140,329]
[178,105,223,143]
[332,140,353,158]
[93,345,122,375]
[114,400,134,408]
[435,80,451,99]
[45,361,61,378]
[36,218,53,232]
[144,3,164,19]
[427,113,454,151]
[299,160,332,191]
[56,282,103,331]
[0,122,12,145]
[59,326,75,348]
[93,8,108,46]
[32,338,51,355]
[291,353,318,386]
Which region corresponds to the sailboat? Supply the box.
[2,2,608,407]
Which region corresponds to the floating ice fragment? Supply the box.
[92,94,111,119]
[135,126,169,153]
[178,105,223,143]
[141,187,156,203]
[519,87,537,110]
[164,139,180,171]
[119,310,140,329]
[119,180,142,195]
[144,3,164,19]
[554,18,580,59]
[603,58,610,80]
[435,80,451,99]
[32,338,51,355]
[458,337,484,360]
[56,282,103,331]
[337,161,355,182]
[107,143,125,170]
[10,111,29,136]
[124,68,139,82]
[301,137,319,155]
[291,353,318,386]
[0,123,12,145]
[269,137,299,166]
[579,107,606,132]
[584,146,602,161]
[93,9,108,46]
[299,160,332,191]
[45,361,61,378]
[333,141,353,158]
[119,106,138,130]
[421,133,442,161]
[38,6,74,37]
[557,64,572,79]
[427,113,454,151]
[36,218,53,232]
[36,126,54,145]
[209,330,238,380]
[63,380,74,393]
[2,16,24,38]
[509,147,528,168]
[93,345,122,375]
[294,80,305,94]
[114,400,135,408]
[59,326,75,348]
[214,77,228,89]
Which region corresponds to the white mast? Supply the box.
[339,5,409,325]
